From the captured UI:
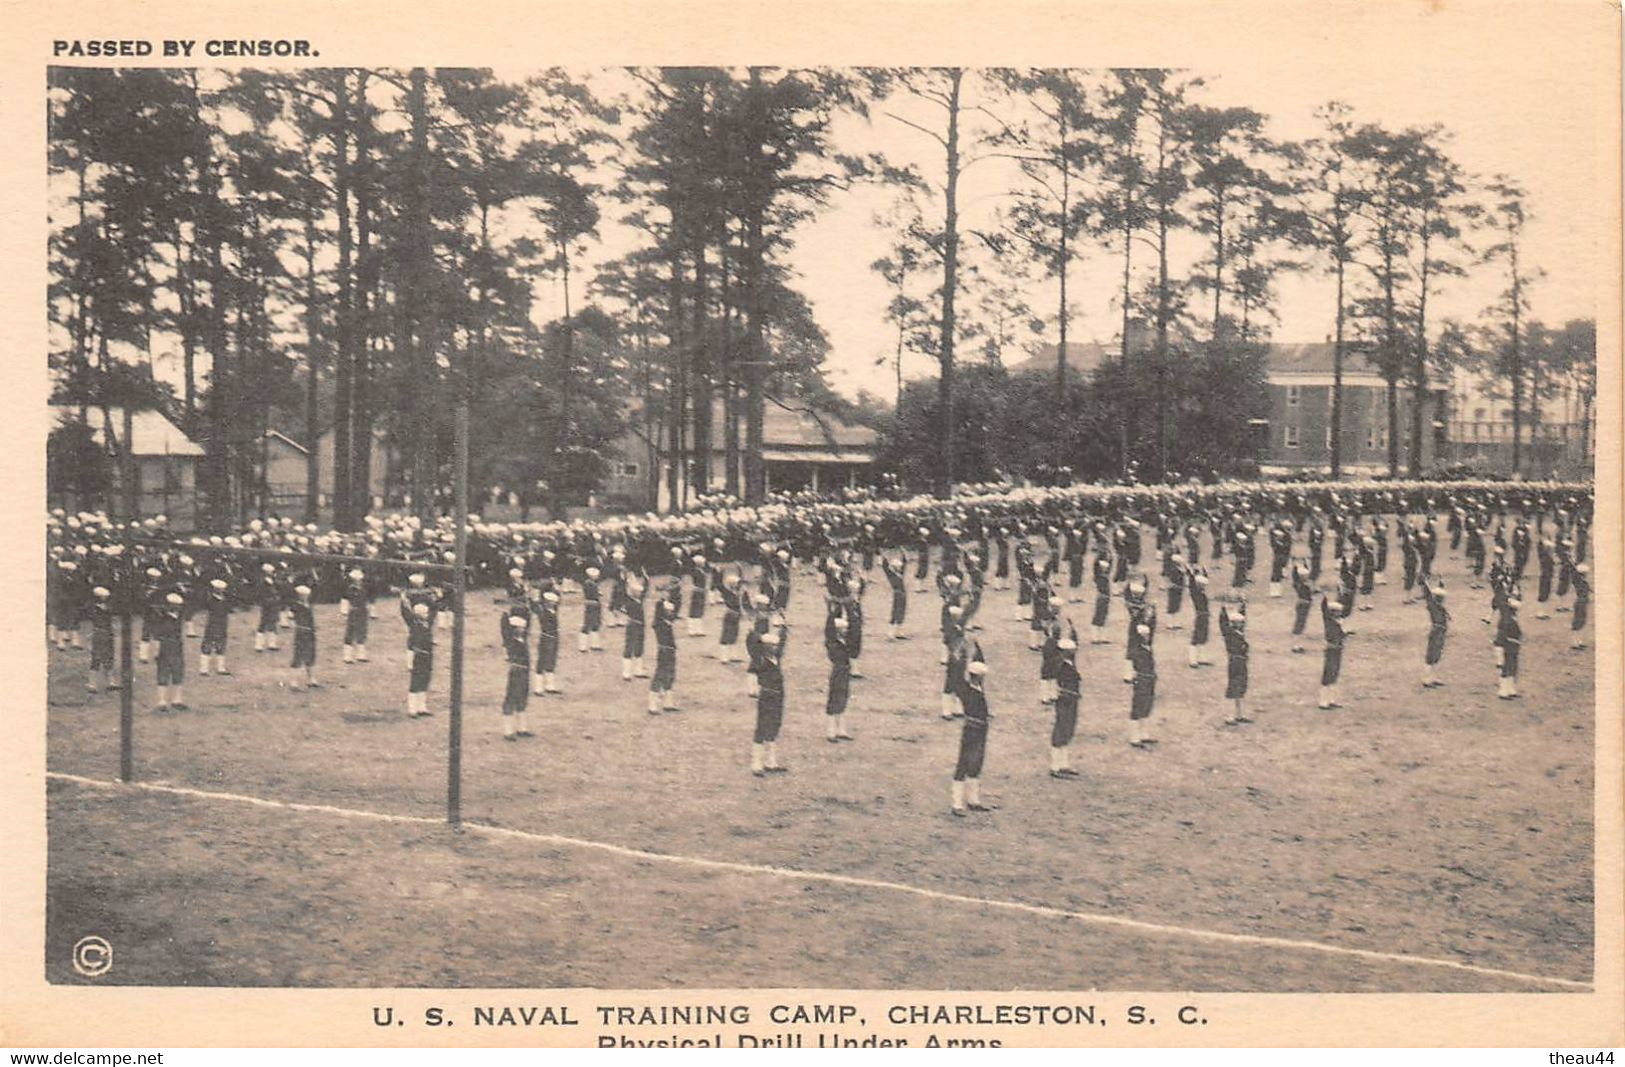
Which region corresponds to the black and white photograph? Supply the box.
[8,0,1623,1051]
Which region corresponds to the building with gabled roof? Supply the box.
[605,399,879,512]
[48,404,204,521]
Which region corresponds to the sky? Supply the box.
[522,58,1605,403]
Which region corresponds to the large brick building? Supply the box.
[1011,337,1449,474]
[1259,342,1447,474]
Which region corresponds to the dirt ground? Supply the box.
[44,531,1594,990]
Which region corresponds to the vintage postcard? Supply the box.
[2,0,1621,1051]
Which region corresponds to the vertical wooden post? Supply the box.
[447,396,468,827]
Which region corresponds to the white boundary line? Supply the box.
[47,770,1593,992]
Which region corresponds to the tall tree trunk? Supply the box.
[1508,237,1523,476]
[667,250,688,512]
[173,229,198,424]
[1381,228,1400,477]
[1331,245,1345,479]
[1154,124,1173,479]
[557,237,575,508]
[1212,193,1226,338]
[405,67,436,521]
[721,254,740,498]
[1409,230,1432,478]
[742,67,769,505]
[1119,204,1134,478]
[351,84,375,523]
[1056,112,1070,402]
[937,68,963,499]
[302,212,322,523]
[331,73,355,530]
[189,74,232,531]
[73,156,91,399]
[1529,343,1542,471]
[689,245,712,493]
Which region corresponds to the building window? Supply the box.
[621,462,639,477]
[1366,424,1388,450]
[1284,425,1300,449]
[1286,384,1301,408]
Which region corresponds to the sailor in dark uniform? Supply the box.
[500,610,533,740]
[199,577,233,676]
[1049,628,1081,779]
[621,574,649,679]
[1267,523,1292,597]
[1187,564,1213,667]
[1218,600,1251,725]
[1318,595,1349,710]
[402,585,437,717]
[649,597,679,714]
[1127,622,1157,748]
[153,590,187,711]
[883,551,909,640]
[579,565,605,653]
[1289,559,1313,653]
[288,584,319,691]
[1307,516,1325,581]
[340,567,370,663]
[1569,563,1590,650]
[254,562,281,652]
[751,625,788,776]
[716,569,743,663]
[686,553,709,637]
[87,585,115,692]
[532,588,562,693]
[823,604,855,742]
[1535,537,1556,618]
[951,653,995,816]
[1089,552,1113,644]
[1420,575,1450,688]
[1495,595,1523,700]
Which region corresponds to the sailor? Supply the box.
[500,609,533,740]
[951,652,995,816]
[1218,600,1251,725]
